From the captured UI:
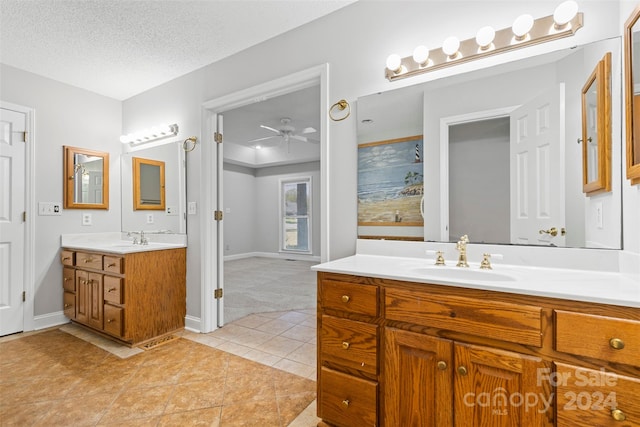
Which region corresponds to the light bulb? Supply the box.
[412,45,430,66]
[386,54,402,73]
[512,14,534,39]
[120,134,133,144]
[475,26,496,49]
[442,36,460,57]
[554,0,578,28]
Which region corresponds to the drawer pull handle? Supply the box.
[64,304,71,309]
[64,277,70,281]
[83,258,93,263]
[107,263,116,268]
[437,361,447,371]
[609,338,625,350]
[107,319,114,324]
[107,287,117,293]
[62,257,71,261]
[342,399,350,408]
[341,295,350,303]
[457,366,468,376]
[611,409,626,421]
[342,342,350,350]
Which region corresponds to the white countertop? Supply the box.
[61,232,187,254]
[312,254,640,308]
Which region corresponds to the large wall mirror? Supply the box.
[624,5,640,185]
[121,142,186,234]
[63,146,109,209]
[357,37,622,249]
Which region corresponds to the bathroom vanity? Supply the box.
[314,243,640,427]
[60,233,186,347]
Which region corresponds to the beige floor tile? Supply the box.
[280,324,316,342]
[278,311,309,324]
[273,358,316,378]
[255,335,304,358]
[255,318,296,335]
[241,348,282,366]
[285,342,317,366]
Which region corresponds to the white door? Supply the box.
[215,114,225,328]
[0,107,26,336]
[510,84,566,246]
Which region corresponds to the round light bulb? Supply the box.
[386,54,402,73]
[442,36,460,57]
[475,26,496,49]
[412,45,430,65]
[512,14,534,39]
[553,0,578,27]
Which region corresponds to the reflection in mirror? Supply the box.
[133,157,165,210]
[624,5,640,184]
[582,52,611,196]
[121,143,186,234]
[357,37,622,249]
[63,146,109,209]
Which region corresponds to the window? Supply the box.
[280,177,311,253]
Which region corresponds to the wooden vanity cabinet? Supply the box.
[316,272,640,427]
[61,247,186,346]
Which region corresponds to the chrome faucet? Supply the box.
[139,230,148,245]
[455,235,469,267]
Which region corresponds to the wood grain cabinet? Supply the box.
[60,247,186,346]
[316,272,640,427]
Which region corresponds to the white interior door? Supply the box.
[0,107,26,336]
[509,84,566,246]
[215,114,225,328]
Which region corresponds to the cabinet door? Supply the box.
[87,272,103,329]
[384,327,453,427]
[75,270,89,323]
[453,343,552,427]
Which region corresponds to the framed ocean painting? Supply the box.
[358,135,424,227]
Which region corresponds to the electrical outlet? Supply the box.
[82,213,92,226]
[146,213,154,224]
[38,202,62,216]
[595,202,603,229]
[188,202,197,215]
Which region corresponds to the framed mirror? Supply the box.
[582,52,612,196]
[625,5,640,185]
[133,157,165,210]
[63,146,109,209]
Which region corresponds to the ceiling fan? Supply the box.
[249,117,318,145]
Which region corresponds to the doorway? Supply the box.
[200,64,329,333]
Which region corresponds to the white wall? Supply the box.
[0,64,122,319]
[223,163,256,256]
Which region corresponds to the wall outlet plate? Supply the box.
[146,213,154,224]
[188,202,197,215]
[82,213,92,226]
[166,206,178,216]
[38,202,62,216]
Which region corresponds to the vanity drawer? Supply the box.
[103,256,123,274]
[63,267,75,292]
[321,280,378,317]
[555,310,640,367]
[555,362,640,426]
[63,291,75,318]
[60,250,75,266]
[104,304,124,337]
[319,367,377,427]
[103,276,123,304]
[385,287,543,347]
[321,315,377,375]
[76,252,103,270]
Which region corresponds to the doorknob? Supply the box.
[538,227,566,237]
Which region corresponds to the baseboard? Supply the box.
[33,311,70,331]
[184,315,201,333]
[224,251,320,262]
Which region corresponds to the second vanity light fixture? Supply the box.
[385,1,583,81]
[120,123,179,145]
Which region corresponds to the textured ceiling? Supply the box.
[0,0,355,100]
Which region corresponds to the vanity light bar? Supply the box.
[385,4,583,81]
[120,123,179,144]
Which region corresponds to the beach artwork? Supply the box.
[358,135,424,226]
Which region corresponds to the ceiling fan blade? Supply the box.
[248,135,278,143]
[290,134,309,143]
[301,127,317,134]
[260,125,281,134]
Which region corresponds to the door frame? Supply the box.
[200,63,329,333]
[439,106,517,242]
[1,101,35,333]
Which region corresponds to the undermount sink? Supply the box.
[410,266,516,282]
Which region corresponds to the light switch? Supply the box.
[188,202,197,215]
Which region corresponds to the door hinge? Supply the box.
[22,211,26,222]
[214,210,223,221]
[22,291,26,302]
[23,131,28,142]
[214,288,223,299]
[214,132,223,144]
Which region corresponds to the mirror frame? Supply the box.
[63,145,109,209]
[132,157,166,211]
[581,52,612,196]
[625,4,640,185]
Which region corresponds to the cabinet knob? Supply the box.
[342,341,350,350]
[62,257,71,261]
[342,399,350,408]
[64,277,70,281]
[107,287,117,293]
[609,338,625,350]
[64,304,71,309]
[457,366,468,376]
[106,319,114,324]
[83,258,92,263]
[437,361,447,371]
[341,295,350,303]
[611,409,626,421]
[107,263,116,268]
